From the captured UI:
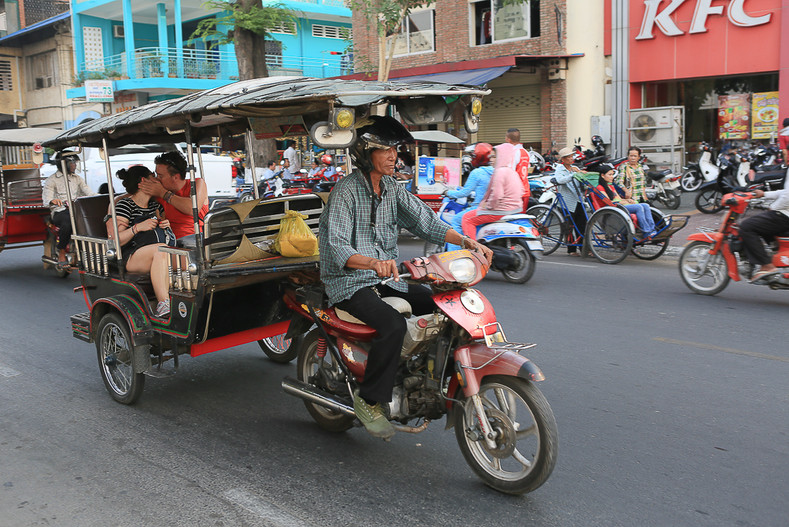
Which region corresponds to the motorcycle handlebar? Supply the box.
[381,273,412,285]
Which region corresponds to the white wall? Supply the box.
[565,0,608,150]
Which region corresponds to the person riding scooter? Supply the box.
[740,184,789,282]
[42,150,94,269]
[318,115,492,440]
[442,143,494,250]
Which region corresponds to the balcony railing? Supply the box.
[78,47,352,83]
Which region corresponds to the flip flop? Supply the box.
[749,270,779,283]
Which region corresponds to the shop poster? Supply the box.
[751,91,780,140]
[416,156,461,194]
[718,94,750,140]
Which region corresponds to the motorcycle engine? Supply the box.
[400,313,446,358]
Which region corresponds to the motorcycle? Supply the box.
[695,152,785,214]
[679,191,789,295]
[424,195,543,284]
[281,249,558,494]
[681,142,719,192]
[644,168,682,210]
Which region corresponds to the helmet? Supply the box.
[591,135,604,147]
[320,154,333,165]
[52,150,79,164]
[469,143,493,168]
[350,116,413,173]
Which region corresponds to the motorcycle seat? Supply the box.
[646,169,671,181]
[498,213,535,221]
[335,296,413,325]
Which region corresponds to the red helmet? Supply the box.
[320,154,333,165]
[470,143,493,167]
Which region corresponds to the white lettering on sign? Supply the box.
[636,0,772,40]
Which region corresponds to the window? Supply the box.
[271,21,296,35]
[312,24,351,40]
[0,60,12,91]
[29,52,55,89]
[393,9,435,56]
[471,0,540,46]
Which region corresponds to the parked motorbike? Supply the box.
[424,195,543,283]
[679,191,789,295]
[644,168,682,210]
[281,249,558,494]
[695,152,785,214]
[681,142,719,192]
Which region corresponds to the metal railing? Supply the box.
[79,47,352,82]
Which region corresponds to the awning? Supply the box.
[394,66,511,87]
[0,11,70,45]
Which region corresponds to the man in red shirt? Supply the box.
[505,128,531,210]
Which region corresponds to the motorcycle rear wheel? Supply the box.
[493,238,536,284]
[526,204,564,256]
[681,169,702,192]
[296,330,355,432]
[678,240,731,295]
[662,190,681,210]
[695,189,724,214]
[454,375,558,495]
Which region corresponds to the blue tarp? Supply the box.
[394,66,511,87]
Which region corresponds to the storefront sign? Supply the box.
[636,0,772,40]
[112,92,148,114]
[417,156,461,195]
[751,91,780,139]
[718,94,750,139]
[85,80,114,102]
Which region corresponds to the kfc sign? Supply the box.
[636,0,772,40]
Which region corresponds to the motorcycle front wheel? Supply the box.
[680,169,702,192]
[695,189,724,214]
[678,240,731,295]
[662,190,681,210]
[454,375,558,495]
[296,330,355,432]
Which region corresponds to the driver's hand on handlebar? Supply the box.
[50,198,64,207]
[465,238,493,265]
[753,189,765,198]
[370,258,399,281]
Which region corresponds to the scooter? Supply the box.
[679,191,789,295]
[681,142,719,192]
[281,248,558,495]
[695,152,785,214]
[424,195,543,284]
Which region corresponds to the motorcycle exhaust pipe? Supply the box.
[489,245,520,270]
[282,376,356,417]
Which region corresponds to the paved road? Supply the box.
[1,242,788,527]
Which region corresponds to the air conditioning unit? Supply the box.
[628,107,683,147]
[113,25,125,38]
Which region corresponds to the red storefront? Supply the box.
[610,0,789,149]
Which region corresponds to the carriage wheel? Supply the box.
[586,210,632,264]
[96,312,145,404]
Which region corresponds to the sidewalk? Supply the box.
[664,207,722,258]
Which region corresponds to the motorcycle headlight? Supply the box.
[448,257,477,284]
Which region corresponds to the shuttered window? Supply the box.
[477,85,541,145]
[0,60,12,91]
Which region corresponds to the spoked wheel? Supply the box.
[586,210,633,264]
[238,191,255,203]
[258,333,300,364]
[678,240,731,295]
[526,205,565,256]
[632,209,670,260]
[492,239,536,284]
[424,240,445,257]
[454,376,558,495]
[296,330,355,432]
[681,169,702,192]
[695,188,724,214]
[662,190,681,210]
[96,312,145,404]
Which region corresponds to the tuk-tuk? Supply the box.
[43,76,489,404]
[0,127,62,269]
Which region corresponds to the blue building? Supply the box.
[66,0,351,112]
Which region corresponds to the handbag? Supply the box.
[130,213,176,250]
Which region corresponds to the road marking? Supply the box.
[0,363,20,377]
[223,488,311,527]
[541,260,597,268]
[654,337,789,363]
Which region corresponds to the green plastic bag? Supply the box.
[274,210,319,257]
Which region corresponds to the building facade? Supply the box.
[607,0,789,157]
[348,0,608,153]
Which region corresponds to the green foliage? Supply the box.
[190,0,296,46]
[72,69,123,86]
[347,0,433,38]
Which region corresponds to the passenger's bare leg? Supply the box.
[126,244,169,303]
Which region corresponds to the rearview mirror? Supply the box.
[310,121,356,149]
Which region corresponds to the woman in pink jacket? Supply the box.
[461,142,525,241]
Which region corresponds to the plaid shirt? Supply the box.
[319,170,449,305]
[616,163,647,202]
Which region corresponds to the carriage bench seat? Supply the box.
[73,194,110,238]
[201,194,324,269]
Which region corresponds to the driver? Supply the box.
[42,151,94,268]
[442,143,494,250]
[740,185,789,282]
[319,116,492,440]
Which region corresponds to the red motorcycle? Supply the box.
[282,249,557,495]
[679,191,789,295]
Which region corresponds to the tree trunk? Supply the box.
[234,0,276,171]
